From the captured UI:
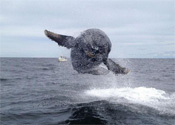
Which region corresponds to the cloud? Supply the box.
[0,0,174,58]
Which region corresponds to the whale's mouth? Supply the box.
[85,46,101,58]
[86,51,95,58]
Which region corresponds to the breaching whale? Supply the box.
[44,28,129,75]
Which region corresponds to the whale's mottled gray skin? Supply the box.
[44,28,129,75]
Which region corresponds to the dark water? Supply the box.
[0,58,175,125]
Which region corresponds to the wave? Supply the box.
[65,101,107,124]
[64,100,175,125]
[0,77,23,82]
[85,87,175,115]
[0,78,9,81]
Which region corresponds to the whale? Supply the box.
[44,28,129,75]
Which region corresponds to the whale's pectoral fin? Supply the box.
[104,58,130,74]
[44,30,75,49]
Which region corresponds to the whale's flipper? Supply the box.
[44,30,75,49]
[104,58,130,74]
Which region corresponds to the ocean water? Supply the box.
[0,58,175,125]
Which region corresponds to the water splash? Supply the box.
[85,87,175,115]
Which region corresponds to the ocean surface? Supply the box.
[0,58,175,125]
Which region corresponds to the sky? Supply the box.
[0,0,174,58]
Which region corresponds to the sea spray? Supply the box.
[85,87,175,115]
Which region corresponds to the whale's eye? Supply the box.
[96,50,99,53]
[94,46,99,50]
[92,46,98,50]
[98,48,104,54]
[91,51,95,55]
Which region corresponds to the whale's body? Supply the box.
[44,28,129,75]
[70,29,111,74]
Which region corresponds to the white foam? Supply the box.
[85,87,175,115]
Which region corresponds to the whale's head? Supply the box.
[76,29,112,62]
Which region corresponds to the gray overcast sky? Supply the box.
[0,0,174,58]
